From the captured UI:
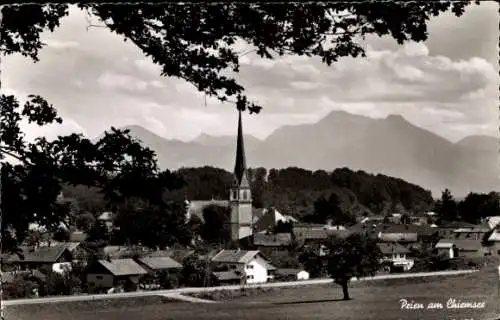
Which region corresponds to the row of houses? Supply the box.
[2,243,311,292]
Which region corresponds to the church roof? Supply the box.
[186,200,229,222]
[233,111,249,187]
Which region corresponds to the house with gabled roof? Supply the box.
[1,244,75,272]
[86,258,148,291]
[136,256,183,273]
[485,216,500,229]
[377,243,414,271]
[452,227,490,240]
[293,223,350,246]
[253,207,297,233]
[437,221,480,239]
[252,232,293,256]
[434,239,489,258]
[211,249,276,284]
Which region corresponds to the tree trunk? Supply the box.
[341,281,350,300]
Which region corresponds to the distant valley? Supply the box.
[106,111,499,198]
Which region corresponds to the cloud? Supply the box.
[43,39,80,49]
[21,117,87,143]
[1,4,497,143]
[97,72,149,92]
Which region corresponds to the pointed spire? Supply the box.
[234,110,248,186]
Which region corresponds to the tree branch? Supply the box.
[0,146,24,162]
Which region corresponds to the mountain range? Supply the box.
[108,111,499,198]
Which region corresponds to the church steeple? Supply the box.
[229,110,253,241]
[233,110,248,187]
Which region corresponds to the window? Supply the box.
[242,191,247,200]
[246,275,254,280]
[246,264,254,269]
[232,190,237,200]
[230,265,237,269]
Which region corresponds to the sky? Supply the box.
[2,3,499,143]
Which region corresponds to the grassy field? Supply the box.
[5,267,500,320]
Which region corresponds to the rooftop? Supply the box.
[97,258,148,276]
[2,245,71,263]
[212,270,243,281]
[436,239,484,252]
[377,243,411,255]
[138,257,183,270]
[253,233,292,247]
[212,250,262,264]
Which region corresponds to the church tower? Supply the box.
[229,110,253,241]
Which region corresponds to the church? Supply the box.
[185,110,255,242]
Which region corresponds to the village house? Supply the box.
[97,211,117,232]
[377,243,414,271]
[137,256,182,273]
[252,232,293,256]
[378,224,418,244]
[434,241,458,259]
[293,223,350,246]
[136,256,183,289]
[2,244,77,272]
[86,258,148,291]
[485,216,500,229]
[487,230,500,255]
[252,207,297,233]
[452,228,490,241]
[376,224,439,250]
[211,249,276,284]
[434,239,489,258]
[437,221,480,239]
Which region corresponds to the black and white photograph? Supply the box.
[1,2,499,320]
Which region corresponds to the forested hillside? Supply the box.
[63,166,435,219]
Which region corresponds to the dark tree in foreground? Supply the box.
[0,94,187,254]
[298,246,328,279]
[1,2,479,252]
[2,2,478,113]
[113,197,192,249]
[435,189,459,222]
[458,192,500,224]
[325,233,382,300]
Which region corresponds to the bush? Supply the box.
[40,270,82,296]
[189,287,277,301]
[3,276,39,299]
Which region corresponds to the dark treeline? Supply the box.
[62,166,500,230]
[163,166,435,217]
[434,188,500,225]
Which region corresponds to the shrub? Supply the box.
[3,276,39,299]
[40,270,82,296]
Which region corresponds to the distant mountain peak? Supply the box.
[385,114,406,121]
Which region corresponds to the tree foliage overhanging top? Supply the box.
[1,1,478,113]
[0,2,478,253]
